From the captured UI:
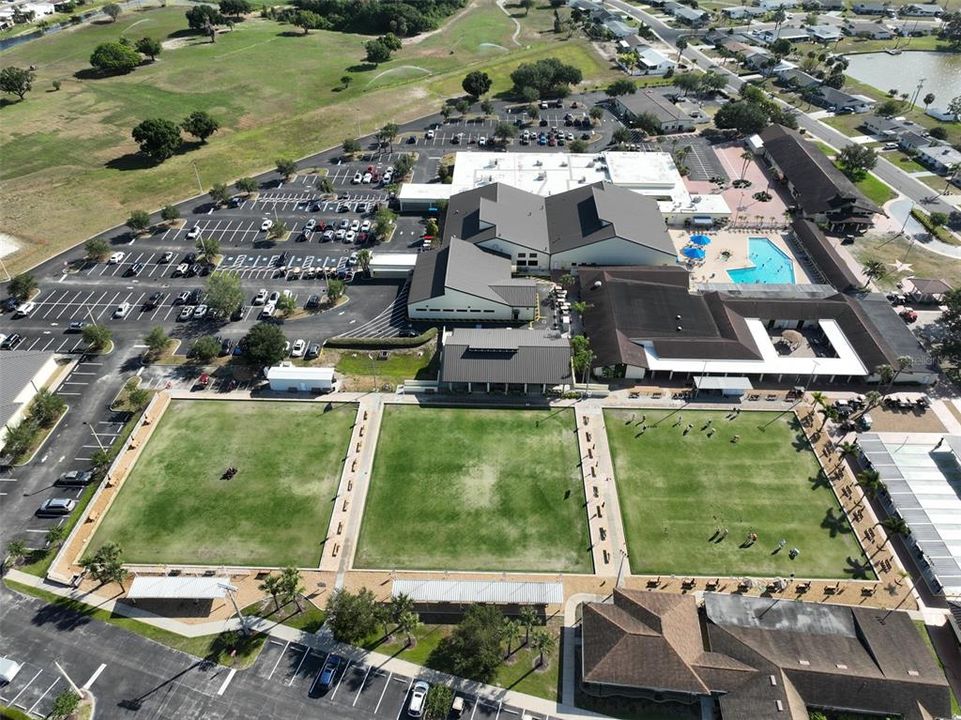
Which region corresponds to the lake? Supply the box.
[844,51,961,101]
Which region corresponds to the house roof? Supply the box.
[408,236,538,308]
[0,351,54,431]
[581,590,951,720]
[907,277,953,295]
[816,85,874,107]
[916,143,961,166]
[578,266,912,374]
[636,47,672,67]
[616,90,694,125]
[760,124,881,219]
[791,218,861,292]
[439,328,572,386]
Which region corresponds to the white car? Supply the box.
[408,681,430,718]
[108,251,125,264]
[351,172,363,184]
[478,136,487,146]
[345,230,356,243]
[268,290,281,304]
[260,218,273,232]
[13,301,36,318]
[362,172,372,183]
[350,219,360,232]
[291,338,306,357]
[335,229,346,241]
[173,262,189,277]
[383,170,394,184]
[360,220,371,232]
[425,128,435,139]
[193,304,208,319]
[113,302,131,319]
[339,218,350,229]
[186,225,201,240]
[261,302,276,318]
[304,219,317,232]
[253,289,268,306]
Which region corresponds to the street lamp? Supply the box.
[218,582,249,635]
[368,353,378,391]
[191,160,204,196]
[616,549,629,588]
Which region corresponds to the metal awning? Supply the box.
[694,376,753,390]
[127,575,232,600]
[391,580,563,605]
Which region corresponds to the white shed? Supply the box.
[266,365,336,393]
[368,253,419,279]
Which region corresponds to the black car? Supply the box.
[539,119,548,126]
[219,338,234,356]
[187,289,204,305]
[1,297,19,312]
[55,470,94,487]
[184,252,197,264]
[406,135,417,144]
[229,195,243,207]
[310,202,322,212]
[399,327,419,338]
[276,252,288,267]
[127,262,144,276]
[305,294,321,310]
[1,333,24,350]
[144,292,164,309]
[305,343,320,360]
[230,304,246,322]
[67,321,87,333]
[195,263,210,277]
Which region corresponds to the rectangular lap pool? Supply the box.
[727,237,796,285]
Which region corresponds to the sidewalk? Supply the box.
[4,569,606,720]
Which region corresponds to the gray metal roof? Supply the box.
[127,575,232,600]
[859,433,961,598]
[616,91,694,125]
[408,237,537,308]
[392,579,564,604]
[440,328,572,386]
[0,351,54,430]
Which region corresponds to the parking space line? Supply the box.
[330,660,353,700]
[470,697,478,720]
[27,677,59,715]
[352,665,372,706]
[9,669,42,705]
[267,640,289,680]
[217,668,237,696]
[495,700,503,720]
[374,671,392,714]
[394,677,414,720]
[286,646,309,687]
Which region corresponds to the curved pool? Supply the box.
[727,237,796,285]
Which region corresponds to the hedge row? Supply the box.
[324,327,437,349]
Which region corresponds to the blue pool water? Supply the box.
[726,238,796,284]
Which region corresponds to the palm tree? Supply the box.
[875,364,894,388]
[861,259,887,289]
[772,7,787,33]
[810,390,827,412]
[675,37,688,64]
[820,404,840,431]
[519,605,539,646]
[6,539,28,566]
[279,566,304,612]
[396,610,420,647]
[862,390,882,413]
[45,524,67,548]
[503,618,522,658]
[389,592,415,626]
[739,150,753,181]
[531,628,556,668]
[890,355,913,387]
[856,468,883,502]
[356,249,372,274]
[878,515,910,545]
[837,441,859,460]
[259,574,283,611]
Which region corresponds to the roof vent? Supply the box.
[676,314,682,320]
[798,659,810,666]
[835,663,848,670]
[908,669,920,677]
[769,674,777,686]
[775,701,784,712]
[676,325,683,332]
[593,280,602,289]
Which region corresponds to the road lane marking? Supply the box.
[82,664,106,689]
[217,668,236,696]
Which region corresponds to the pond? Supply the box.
[844,51,961,101]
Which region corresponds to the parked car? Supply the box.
[306,343,320,360]
[268,290,280,304]
[1,333,23,350]
[159,251,174,263]
[309,654,342,697]
[219,338,234,356]
[184,252,197,264]
[305,219,317,232]
[178,306,195,321]
[127,262,144,276]
[253,289,268,306]
[408,681,430,718]
[291,338,306,357]
[230,304,246,322]
[67,320,87,333]
[193,304,208,319]
[109,251,125,264]
[186,225,202,240]
[174,291,190,305]
[56,470,94,487]
[36,498,77,517]
[144,292,164,309]
[113,302,131,319]
[13,301,35,318]
[306,294,321,310]
[260,218,273,232]
[173,263,189,278]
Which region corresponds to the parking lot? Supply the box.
[0,659,71,718]
[251,641,549,720]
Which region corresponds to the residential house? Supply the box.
[616,34,647,51]
[812,85,876,113]
[915,143,961,175]
[754,25,810,43]
[741,46,773,70]
[407,237,539,322]
[602,18,635,37]
[776,67,820,88]
[861,114,925,138]
[613,90,697,132]
[438,328,573,393]
[898,131,930,152]
[806,23,842,42]
[892,18,942,35]
[900,3,942,16]
[811,0,844,9]
[844,20,895,38]
[720,6,766,19]
[852,2,892,14]
[927,106,959,122]
[634,46,675,75]
[757,0,797,8]
[670,4,709,25]
[759,124,881,231]
[578,266,931,383]
[569,0,607,19]
[905,277,953,303]
[440,181,678,272]
[580,590,952,720]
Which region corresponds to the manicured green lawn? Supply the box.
[605,410,869,578]
[90,400,355,566]
[849,233,961,290]
[356,406,591,573]
[854,172,897,206]
[0,0,617,273]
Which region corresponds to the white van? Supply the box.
[0,657,22,684]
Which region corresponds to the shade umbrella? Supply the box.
[682,246,705,259]
[690,234,711,246]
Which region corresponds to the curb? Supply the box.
[13,405,69,467]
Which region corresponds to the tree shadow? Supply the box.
[31,596,95,632]
[844,556,872,579]
[105,152,156,171]
[820,507,853,538]
[808,472,830,490]
[276,30,306,37]
[346,63,377,73]
[0,97,22,108]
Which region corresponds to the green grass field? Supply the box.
[0,0,617,272]
[90,400,355,566]
[849,233,961,290]
[854,172,897,206]
[355,406,591,573]
[605,409,869,578]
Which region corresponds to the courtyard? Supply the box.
[90,400,356,567]
[354,406,592,573]
[605,409,870,579]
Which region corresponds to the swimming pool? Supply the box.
[726,237,796,285]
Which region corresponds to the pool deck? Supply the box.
[670,229,815,286]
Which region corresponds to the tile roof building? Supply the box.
[439,328,572,391]
[759,124,882,232]
[441,181,677,272]
[577,266,935,384]
[581,589,952,720]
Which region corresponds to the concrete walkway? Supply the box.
[4,569,606,720]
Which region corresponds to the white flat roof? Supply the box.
[392,579,564,605]
[127,575,231,600]
[642,318,868,376]
[859,433,961,598]
[266,366,335,381]
[369,253,419,268]
[403,151,729,217]
[694,375,753,390]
